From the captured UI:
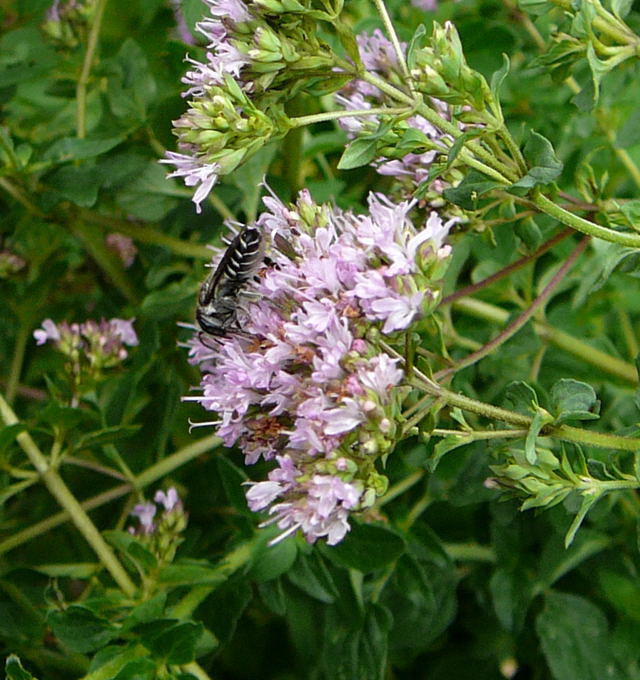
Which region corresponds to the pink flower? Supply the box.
[186,189,453,544]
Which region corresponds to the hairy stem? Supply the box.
[453,296,638,383]
[442,228,573,306]
[437,236,589,379]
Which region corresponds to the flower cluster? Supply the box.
[187,190,454,544]
[162,0,340,212]
[336,30,454,197]
[130,488,187,564]
[34,318,138,397]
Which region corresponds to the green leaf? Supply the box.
[321,523,405,572]
[140,281,196,321]
[46,164,102,207]
[229,143,277,221]
[117,163,180,220]
[599,569,640,622]
[321,603,392,680]
[104,530,158,573]
[287,552,338,603]
[510,131,563,190]
[43,136,125,163]
[136,620,204,664]
[337,136,380,170]
[586,42,609,107]
[490,54,510,101]
[216,456,249,514]
[406,24,427,70]
[536,592,626,680]
[615,109,640,149]
[525,410,545,465]
[112,658,156,680]
[429,434,473,472]
[490,568,534,632]
[537,529,610,591]
[48,605,116,653]
[106,39,157,123]
[5,656,39,680]
[504,381,539,414]
[74,424,141,450]
[249,535,298,582]
[159,559,238,587]
[443,170,503,210]
[610,0,633,18]
[0,423,26,453]
[551,379,600,424]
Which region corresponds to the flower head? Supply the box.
[335,30,457,198]
[187,190,453,544]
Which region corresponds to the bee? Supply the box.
[196,225,264,338]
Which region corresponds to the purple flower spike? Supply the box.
[186,189,453,545]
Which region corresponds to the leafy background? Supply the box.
[2,0,640,678]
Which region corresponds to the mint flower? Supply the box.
[163,0,340,211]
[186,190,454,544]
[34,318,138,401]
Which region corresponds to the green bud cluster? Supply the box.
[410,22,501,125]
[41,0,97,49]
[173,75,284,176]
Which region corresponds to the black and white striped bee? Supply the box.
[196,225,264,338]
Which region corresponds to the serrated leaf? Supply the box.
[551,379,600,424]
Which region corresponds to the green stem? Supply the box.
[0,177,45,217]
[288,107,411,128]
[383,343,640,451]
[76,0,108,138]
[6,320,31,405]
[0,434,219,555]
[436,236,589,379]
[371,0,413,85]
[79,209,212,259]
[453,296,638,383]
[443,542,496,563]
[0,392,137,595]
[533,190,640,247]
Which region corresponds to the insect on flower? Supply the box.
[196,224,264,338]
